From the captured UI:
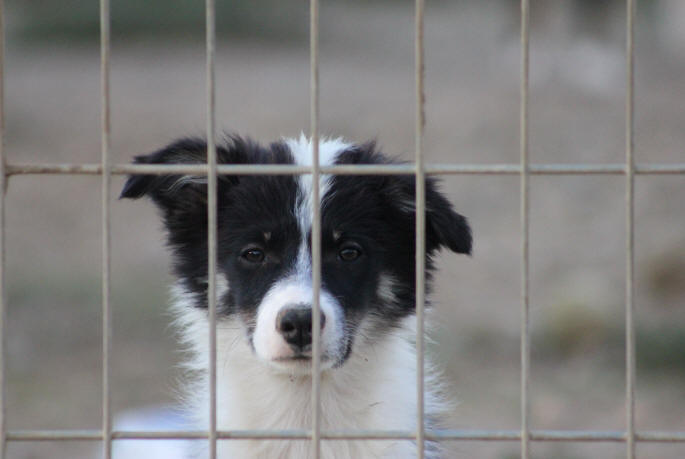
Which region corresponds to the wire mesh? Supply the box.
[5,428,685,443]
[99,0,113,458]
[309,0,323,457]
[414,0,427,457]
[1,0,685,458]
[204,0,219,458]
[0,0,5,455]
[625,1,637,458]
[519,0,531,457]
[4,162,685,177]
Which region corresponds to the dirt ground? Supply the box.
[3,2,685,458]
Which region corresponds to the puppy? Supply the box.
[120,134,471,458]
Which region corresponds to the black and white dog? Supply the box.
[120,134,472,459]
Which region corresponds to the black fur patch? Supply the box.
[121,136,472,363]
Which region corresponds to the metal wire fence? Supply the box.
[1,0,685,459]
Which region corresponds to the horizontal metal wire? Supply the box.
[7,429,685,443]
[4,162,685,176]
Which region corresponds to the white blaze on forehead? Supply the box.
[251,136,351,371]
[285,133,350,170]
[285,134,351,277]
[285,134,350,224]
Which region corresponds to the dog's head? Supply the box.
[121,135,471,372]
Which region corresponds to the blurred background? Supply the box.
[3,0,685,458]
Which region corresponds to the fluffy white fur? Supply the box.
[119,135,471,458]
[170,282,446,459]
[160,137,449,458]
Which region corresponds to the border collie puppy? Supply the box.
[120,135,472,459]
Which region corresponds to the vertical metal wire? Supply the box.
[99,0,112,457]
[519,0,531,458]
[309,0,322,458]
[0,0,663,454]
[625,0,636,458]
[0,0,6,457]
[205,0,218,457]
[414,0,426,457]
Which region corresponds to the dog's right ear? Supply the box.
[119,137,244,213]
[120,137,250,249]
[123,137,213,203]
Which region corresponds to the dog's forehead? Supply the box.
[223,177,297,230]
[223,137,392,242]
[285,136,351,235]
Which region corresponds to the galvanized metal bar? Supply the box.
[414,0,426,457]
[519,0,531,458]
[7,429,685,443]
[99,0,112,457]
[8,431,105,442]
[637,431,685,443]
[0,0,5,456]
[636,163,685,174]
[5,162,685,177]
[625,1,637,458]
[309,0,322,457]
[206,0,218,457]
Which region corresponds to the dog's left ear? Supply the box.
[336,144,472,256]
[424,178,472,255]
[384,176,472,256]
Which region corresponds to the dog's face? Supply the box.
[121,136,471,372]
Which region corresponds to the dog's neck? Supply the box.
[172,292,444,458]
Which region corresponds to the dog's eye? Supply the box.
[241,248,265,263]
[339,246,362,262]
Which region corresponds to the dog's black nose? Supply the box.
[276,306,326,350]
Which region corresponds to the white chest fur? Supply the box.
[172,290,444,459]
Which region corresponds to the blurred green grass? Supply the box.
[440,299,685,378]
[11,0,662,45]
[9,0,308,44]
[535,301,685,376]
